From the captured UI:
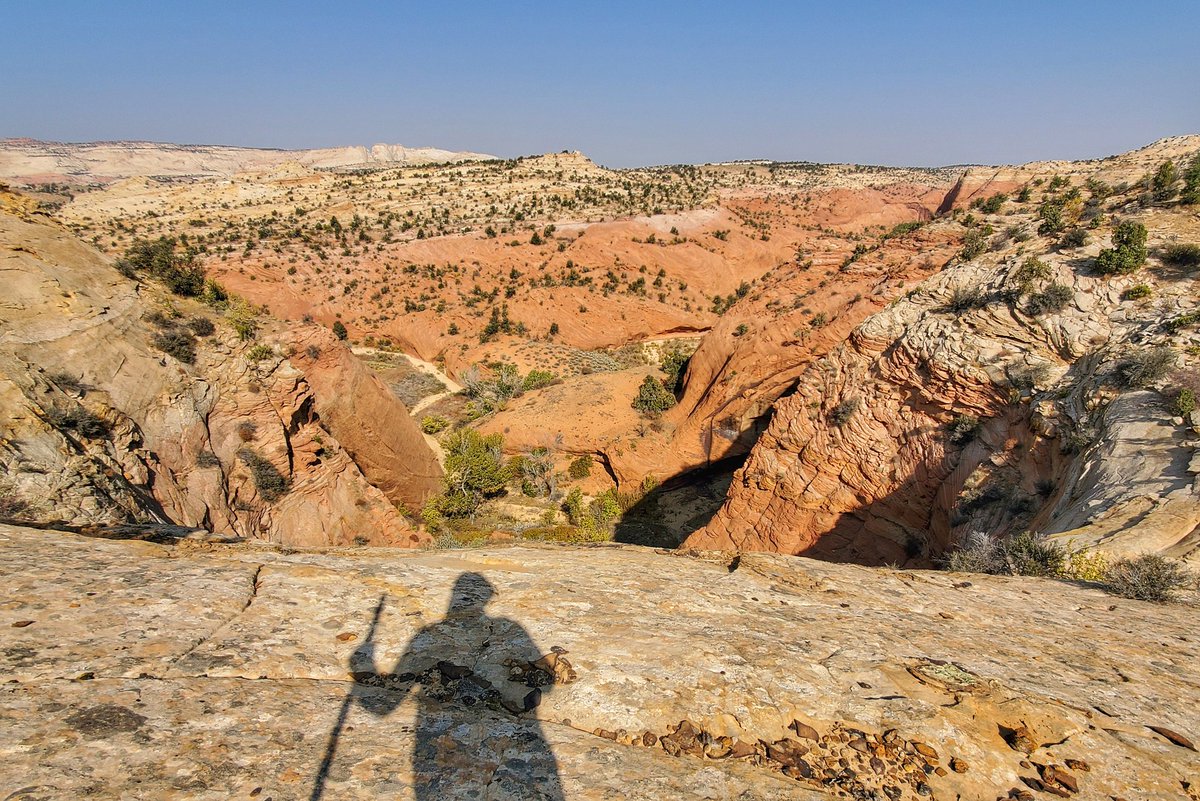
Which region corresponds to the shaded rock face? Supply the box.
[1,523,1197,799]
[0,202,439,546]
[689,136,1200,564]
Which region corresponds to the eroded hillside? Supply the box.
[0,189,440,545]
[688,136,1200,565]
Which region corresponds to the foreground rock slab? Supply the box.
[1,523,1197,800]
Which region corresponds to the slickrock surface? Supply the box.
[2,523,1197,800]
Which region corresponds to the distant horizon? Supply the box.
[5,131,1197,173]
[4,1,1198,169]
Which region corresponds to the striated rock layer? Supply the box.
[1,523,1197,800]
[689,136,1200,564]
[0,196,440,545]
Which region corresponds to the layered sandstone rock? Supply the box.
[1,523,1196,799]
[0,197,439,545]
[689,137,1200,564]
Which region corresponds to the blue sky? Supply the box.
[3,1,1197,167]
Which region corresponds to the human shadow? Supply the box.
[322,573,568,800]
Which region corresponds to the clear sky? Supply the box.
[3,0,1198,168]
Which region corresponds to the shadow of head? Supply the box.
[448,572,495,615]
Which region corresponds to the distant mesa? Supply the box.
[0,138,497,184]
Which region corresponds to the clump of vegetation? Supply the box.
[420,415,450,434]
[332,320,348,340]
[632,374,676,416]
[1122,284,1152,300]
[974,192,1007,214]
[245,344,274,362]
[828,398,859,427]
[945,530,1065,577]
[152,329,197,364]
[195,452,221,468]
[1181,155,1200,205]
[48,371,86,393]
[958,227,991,261]
[46,405,110,439]
[1152,159,1178,202]
[115,237,206,296]
[1103,554,1194,602]
[946,414,982,445]
[424,429,509,521]
[521,369,559,392]
[568,454,593,480]
[1114,346,1175,388]
[237,449,290,502]
[1162,243,1200,270]
[1058,228,1089,250]
[1026,283,1074,316]
[660,347,691,394]
[1173,388,1196,417]
[1094,221,1148,275]
[946,285,986,313]
[188,317,215,337]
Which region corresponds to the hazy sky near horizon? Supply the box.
[4,1,1198,168]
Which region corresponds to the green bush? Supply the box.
[246,344,274,361]
[1103,554,1193,602]
[568,454,593,479]
[1026,283,1074,316]
[521,369,559,392]
[420,415,449,435]
[958,227,990,260]
[946,285,986,312]
[660,347,690,394]
[115,237,205,296]
[1173,388,1196,417]
[1152,159,1178,202]
[332,320,348,340]
[1122,284,1152,300]
[237,449,290,503]
[427,429,510,518]
[1182,155,1200,205]
[632,375,676,416]
[1095,221,1147,275]
[1058,228,1088,249]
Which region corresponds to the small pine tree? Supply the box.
[332,320,348,340]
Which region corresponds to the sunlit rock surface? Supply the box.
[1,523,1196,799]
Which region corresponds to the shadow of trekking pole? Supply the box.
[310,593,386,801]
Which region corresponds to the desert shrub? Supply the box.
[48,371,85,393]
[828,398,859,427]
[660,347,690,394]
[588,489,623,530]
[946,414,981,444]
[1103,554,1193,602]
[236,421,258,442]
[958,227,990,261]
[1122,284,1152,300]
[945,530,1065,577]
[521,369,559,392]
[195,452,221,468]
[1026,283,1074,316]
[1037,201,1065,235]
[115,237,205,296]
[1058,228,1089,249]
[946,285,986,313]
[1152,159,1178,202]
[568,454,593,480]
[188,317,215,337]
[1173,388,1196,417]
[245,344,274,362]
[332,320,348,340]
[1062,549,1110,582]
[428,429,509,518]
[632,374,676,416]
[152,330,197,364]
[1094,221,1147,275]
[46,405,110,439]
[420,415,449,435]
[237,449,290,502]
[977,192,1007,214]
[1162,243,1200,270]
[225,297,259,341]
[1005,256,1052,299]
[1008,362,1051,391]
[1182,155,1200,204]
[1114,346,1175,388]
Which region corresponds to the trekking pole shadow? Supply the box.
[310,593,386,801]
